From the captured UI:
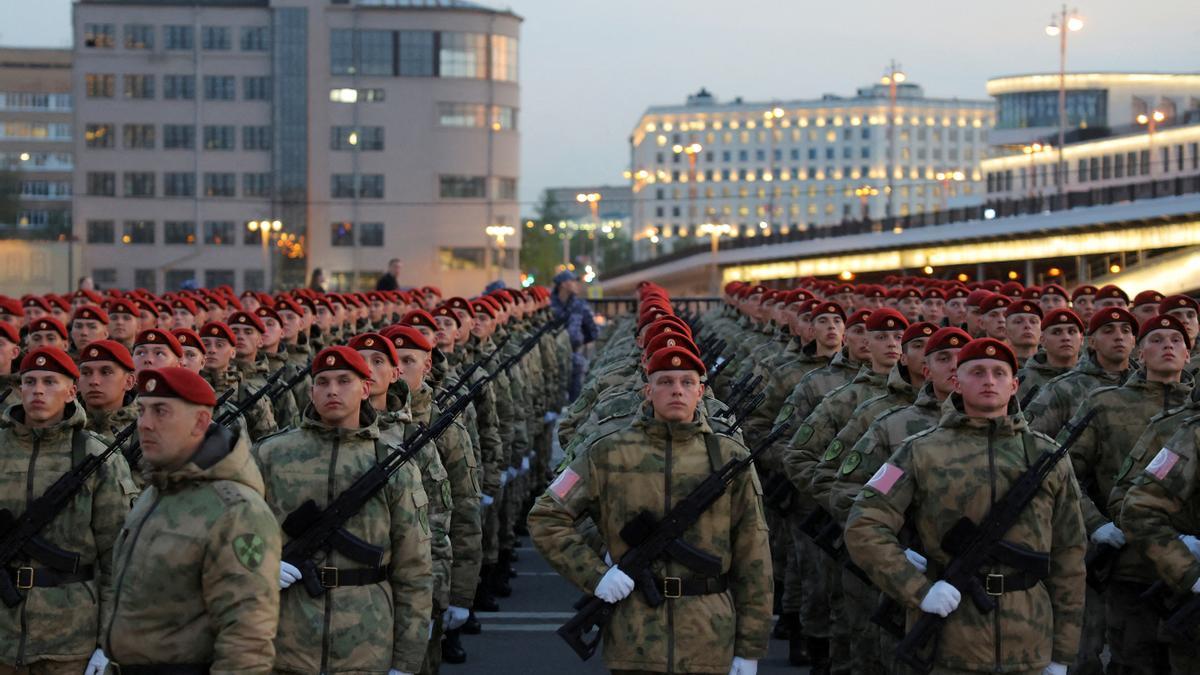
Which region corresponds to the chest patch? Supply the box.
[865,463,904,496]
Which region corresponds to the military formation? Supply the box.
[0,282,570,675]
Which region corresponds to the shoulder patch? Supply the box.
[1115,454,1134,482]
[232,533,266,571]
[548,467,582,501]
[839,450,861,476]
[793,423,814,447]
[865,463,905,495]
[1146,447,1181,480]
[822,439,844,462]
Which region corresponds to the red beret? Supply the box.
[646,346,706,376]
[922,288,947,301]
[1041,309,1084,331]
[979,294,1012,315]
[1139,314,1192,349]
[21,347,79,378]
[1133,290,1165,308]
[946,286,970,300]
[445,297,475,318]
[470,300,496,319]
[1040,284,1068,299]
[228,311,265,333]
[385,325,433,352]
[1160,295,1199,314]
[274,296,303,316]
[312,345,372,379]
[846,309,872,329]
[955,337,1018,373]
[433,305,461,327]
[644,332,700,359]
[103,298,138,316]
[1020,286,1042,300]
[924,327,971,355]
[897,287,921,300]
[0,296,24,318]
[254,306,282,326]
[793,299,819,316]
[171,328,205,354]
[1087,307,1137,335]
[1096,284,1129,302]
[811,301,845,321]
[401,310,439,333]
[78,339,135,371]
[1004,300,1043,319]
[29,316,68,340]
[135,328,184,357]
[22,295,51,313]
[199,321,235,344]
[0,322,18,345]
[171,297,198,315]
[902,321,937,345]
[965,290,993,308]
[72,305,109,325]
[423,285,442,297]
[998,281,1024,298]
[864,308,908,332]
[349,332,399,366]
[980,281,1003,293]
[136,367,217,406]
[72,289,103,305]
[643,318,692,345]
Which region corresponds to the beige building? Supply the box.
[72,0,521,295]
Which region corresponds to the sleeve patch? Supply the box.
[232,533,266,571]
[1146,448,1181,480]
[865,463,904,495]
[549,467,581,500]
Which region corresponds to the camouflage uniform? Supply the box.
[102,424,279,673]
[528,411,773,673]
[0,402,137,670]
[1025,354,1130,436]
[202,367,277,443]
[1016,352,1069,404]
[283,337,313,414]
[0,373,19,408]
[254,406,433,674]
[845,397,1087,673]
[83,402,138,444]
[263,349,303,429]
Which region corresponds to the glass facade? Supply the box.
[273,5,309,281]
[330,29,516,81]
[996,89,1107,129]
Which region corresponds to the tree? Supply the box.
[520,190,570,286]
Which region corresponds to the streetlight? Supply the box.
[1137,110,1166,178]
[696,222,732,295]
[485,224,516,278]
[881,61,906,221]
[247,219,282,291]
[575,192,601,269]
[763,107,784,229]
[854,185,879,220]
[672,143,703,243]
[935,170,966,210]
[1045,6,1083,202]
[1021,143,1053,198]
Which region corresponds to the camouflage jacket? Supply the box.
[253,406,433,674]
[766,350,863,477]
[84,401,138,444]
[262,350,302,430]
[1063,371,1192,534]
[528,410,772,673]
[282,338,313,415]
[103,424,279,674]
[830,383,943,525]
[0,372,19,408]
[1017,352,1069,404]
[0,402,137,665]
[203,367,277,443]
[1026,353,1131,436]
[845,397,1087,670]
[741,342,830,462]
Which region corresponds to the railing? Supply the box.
[590,296,721,321]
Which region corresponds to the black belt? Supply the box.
[7,564,95,589]
[318,565,389,588]
[113,663,210,675]
[976,570,1044,595]
[654,574,728,598]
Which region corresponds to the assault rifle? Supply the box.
[894,409,1096,673]
[726,392,765,435]
[556,421,793,660]
[268,360,313,409]
[1018,384,1041,411]
[434,340,506,408]
[719,375,763,421]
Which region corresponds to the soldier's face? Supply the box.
[471,314,494,339]
[1096,298,1128,311]
[279,310,303,340]
[315,306,333,330]
[981,309,1007,340]
[312,370,369,427]
[965,307,982,335]
[953,359,1017,417]
[137,309,157,331]
[867,330,903,370]
[133,344,179,373]
[357,349,398,398]
[27,331,65,351]
[845,325,871,361]
[19,371,76,427]
[1005,313,1041,349]
[644,369,703,423]
[202,338,235,370]
[1073,296,1095,322]
[71,319,108,350]
[1139,329,1188,378]
[946,299,967,326]
[901,338,928,375]
[241,297,260,313]
[173,309,195,330]
[0,338,19,374]
[1040,294,1068,313]
[434,316,458,350]
[79,361,134,411]
[1132,304,1159,326]
[136,397,212,469]
[1168,308,1200,343]
[180,347,205,373]
[453,309,474,338]
[923,348,960,399]
[231,325,262,359]
[395,349,431,392]
[1091,322,1134,365]
[922,299,945,324]
[50,308,69,324]
[898,298,922,323]
[109,312,138,341]
[1041,324,1082,365]
[260,318,283,350]
[24,306,46,324]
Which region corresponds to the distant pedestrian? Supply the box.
[551,270,597,402]
[376,258,403,291]
[308,268,327,293]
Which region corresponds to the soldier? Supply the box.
[172,328,207,373]
[255,346,433,675]
[198,321,277,442]
[945,286,970,329]
[1131,290,1165,326]
[1039,284,1070,315]
[0,347,136,675]
[922,288,947,325]
[130,328,183,373]
[77,339,138,442]
[1160,295,1200,376]
[529,345,772,674]
[69,306,110,354]
[977,293,1011,341]
[274,296,314,414]
[1017,309,1083,403]
[102,298,139,352]
[0,322,22,408]
[0,296,23,332]
[170,297,199,331]
[25,317,68,351]
[1071,286,1097,325]
[98,367,280,673]
[845,337,1087,675]
[1094,285,1129,310]
[1004,300,1043,362]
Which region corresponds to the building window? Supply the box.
[439,175,486,198]
[164,25,193,50]
[240,26,270,51]
[439,247,485,270]
[203,173,235,197]
[164,220,196,244]
[122,124,155,149]
[86,220,114,243]
[86,172,115,196]
[437,102,487,127]
[85,123,114,148]
[203,76,235,101]
[92,269,117,287]
[163,124,194,149]
[330,29,354,75]
[358,30,394,76]
[328,87,385,103]
[243,269,264,292]
[491,35,518,82]
[201,26,231,51]
[18,180,71,199]
[331,222,354,246]
[242,173,271,197]
[439,32,486,79]
[164,173,195,197]
[360,222,384,246]
[164,269,195,291]
[84,24,116,48]
[123,172,155,198]
[243,76,272,101]
[134,269,156,292]
[123,220,155,244]
[124,24,154,50]
[495,177,517,200]
[0,93,72,111]
[398,30,435,76]
[203,125,235,150]
[331,174,384,199]
[203,221,234,245]
[330,126,383,151]
[86,74,115,98]
[0,122,71,141]
[242,125,272,151]
[164,75,195,100]
[205,269,235,288]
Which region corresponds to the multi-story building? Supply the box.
[72,0,521,295]
[627,82,994,255]
[0,47,73,240]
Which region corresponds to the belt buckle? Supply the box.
[663,576,682,599]
[320,566,339,589]
[16,566,34,590]
[985,573,1004,596]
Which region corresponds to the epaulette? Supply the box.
[255,426,298,446]
[212,480,249,506]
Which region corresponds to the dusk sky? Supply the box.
[5,0,1199,210]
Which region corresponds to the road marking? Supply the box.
[480,611,575,619]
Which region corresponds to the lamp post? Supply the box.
[854,185,879,220]
[485,224,515,279]
[1137,110,1166,178]
[672,143,702,241]
[881,61,906,221]
[697,222,732,295]
[1046,6,1083,202]
[1021,143,1053,198]
[575,192,601,268]
[763,107,784,229]
[247,219,281,291]
[935,170,966,211]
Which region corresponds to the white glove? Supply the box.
[728,656,758,675]
[279,561,302,589]
[1090,522,1126,548]
[520,456,531,475]
[507,467,519,481]
[904,548,928,573]
[499,470,509,487]
[481,494,495,507]
[544,411,558,423]
[604,551,614,566]
[1192,577,1200,594]
[443,605,470,630]
[1042,662,1067,675]
[1179,534,1200,560]
[84,648,109,675]
[593,565,635,603]
[919,580,961,617]
[388,670,412,675]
